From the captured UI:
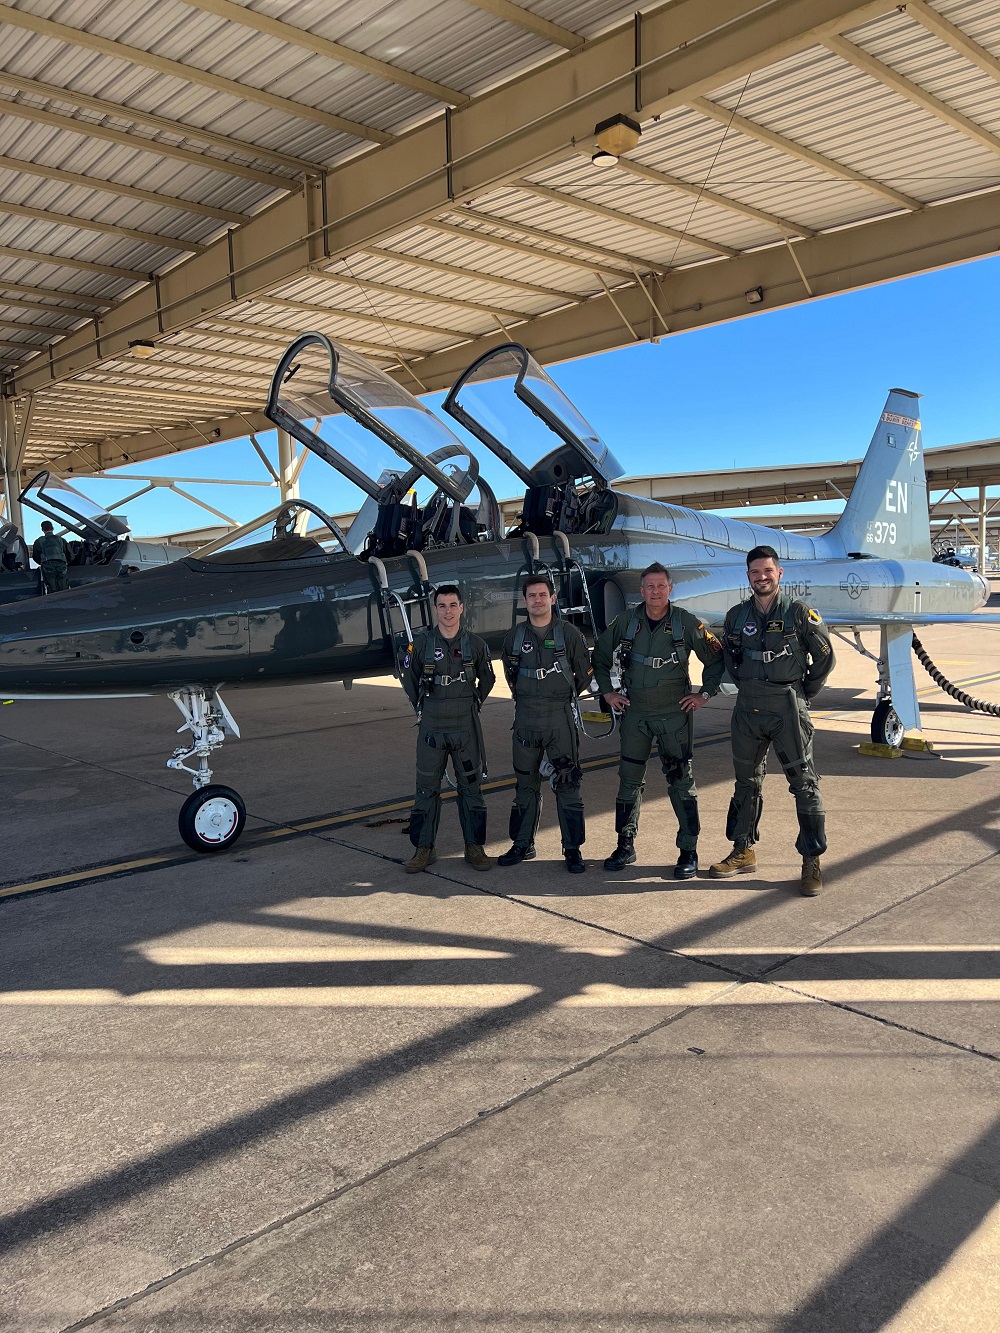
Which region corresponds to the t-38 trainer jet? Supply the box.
[0,333,995,852]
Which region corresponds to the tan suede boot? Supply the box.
[405,846,436,874]
[800,856,822,896]
[708,846,757,878]
[464,843,493,871]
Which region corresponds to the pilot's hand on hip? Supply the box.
[605,691,629,713]
[679,693,706,713]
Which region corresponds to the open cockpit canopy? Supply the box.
[192,499,351,566]
[443,344,624,490]
[19,472,130,544]
[263,333,501,558]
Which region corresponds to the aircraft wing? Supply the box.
[823,612,1000,626]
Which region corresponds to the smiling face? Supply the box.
[748,556,783,600]
[434,592,463,637]
[640,570,672,618]
[524,580,556,624]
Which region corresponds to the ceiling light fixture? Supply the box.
[128,339,156,359]
[745,286,764,305]
[591,113,641,167]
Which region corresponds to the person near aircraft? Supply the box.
[593,562,725,879]
[30,520,71,592]
[709,544,835,895]
[402,583,495,874]
[498,573,593,874]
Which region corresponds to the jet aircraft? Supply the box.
[0,332,996,853]
[0,470,185,604]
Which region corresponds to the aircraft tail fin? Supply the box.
[829,389,931,560]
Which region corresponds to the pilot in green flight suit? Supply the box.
[31,521,71,593]
[499,572,593,874]
[709,544,835,896]
[593,562,725,879]
[402,583,495,874]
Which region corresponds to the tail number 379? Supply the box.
[866,521,897,545]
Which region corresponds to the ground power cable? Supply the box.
[912,634,1000,717]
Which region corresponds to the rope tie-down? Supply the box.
[912,634,1000,718]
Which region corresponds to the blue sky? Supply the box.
[57,250,1000,540]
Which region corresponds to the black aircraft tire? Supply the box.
[179,784,247,853]
[871,699,904,748]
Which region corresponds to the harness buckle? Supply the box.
[437,671,467,686]
[761,646,791,664]
[647,652,679,669]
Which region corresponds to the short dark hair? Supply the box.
[522,573,554,596]
[746,545,780,567]
[640,561,671,582]
[433,583,463,605]
[41,521,54,532]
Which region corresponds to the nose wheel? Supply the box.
[871,698,904,748]
[179,784,247,852]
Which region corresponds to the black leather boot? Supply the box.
[498,844,536,867]
[563,849,585,874]
[603,839,636,871]
[673,849,698,880]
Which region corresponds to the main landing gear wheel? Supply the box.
[871,699,904,748]
[179,784,246,853]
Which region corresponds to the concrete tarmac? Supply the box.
[1,614,999,1332]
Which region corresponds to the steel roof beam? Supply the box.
[0,281,113,309]
[253,294,464,341]
[0,3,390,144]
[0,199,207,254]
[447,208,666,277]
[309,266,533,318]
[47,409,275,475]
[599,152,816,238]
[0,293,94,316]
[0,96,292,191]
[198,316,421,362]
[370,186,1000,392]
[5,0,904,399]
[690,96,921,211]
[354,242,583,296]
[459,0,583,50]
[906,0,1000,82]
[513,179,739,258]
[0,71,322,175]
[0,151,249,224]
[825,34,1000,158]
[180,0,466,106]
[0,245,148,281]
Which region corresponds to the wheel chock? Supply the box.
[858,741,902,759]
[901,736,935,752]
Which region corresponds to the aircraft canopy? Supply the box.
[19,472,130,543]
[443,343,624,489]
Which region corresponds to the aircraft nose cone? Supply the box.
[976,572,990,605]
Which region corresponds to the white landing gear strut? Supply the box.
[167,686,247,852]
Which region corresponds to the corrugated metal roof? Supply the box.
[1,0,999,479]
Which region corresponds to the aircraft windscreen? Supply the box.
[444,344,624,485]
[193,502,350,565]
[20,472,130,541]
[265,334,466,504]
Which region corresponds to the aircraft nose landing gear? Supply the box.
[167,686,246,852]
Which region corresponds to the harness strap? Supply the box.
[511,618,574,692]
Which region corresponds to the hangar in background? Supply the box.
[0,0,999,528]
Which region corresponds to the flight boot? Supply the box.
[405,846,436,874]
[465,843,493,872]
[563,849,586,875]
[673,850,698,880]
[800,856,823,896]
[604,838,636,871]
[709,846,757,878]
[497,844,536,867]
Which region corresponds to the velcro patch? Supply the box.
[807,608,823,624]
[766,620,784,633]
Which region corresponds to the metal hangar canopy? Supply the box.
[1,0,999,490]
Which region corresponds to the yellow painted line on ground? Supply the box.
[0,855,168,901]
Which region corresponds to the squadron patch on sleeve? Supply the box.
[807,608,823,624]
[703,629,723,654]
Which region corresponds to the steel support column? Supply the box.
[277,428,299,503]
[1,396,25,530]
[979,483,988,574]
